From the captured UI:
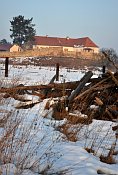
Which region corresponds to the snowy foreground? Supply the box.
[0,64,118,175]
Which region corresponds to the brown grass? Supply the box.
[100,154,116,164]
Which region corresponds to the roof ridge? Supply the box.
[34,36,99,48]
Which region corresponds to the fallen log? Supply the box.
[50,74,56,84]
[15,101,40,109]
[94,97,103,106]
[0,81,80,94]
[0,77,104,95]
[107,71,118,86]
[74,77,110,101]
[43,74,57,97]
[68,71,93,103]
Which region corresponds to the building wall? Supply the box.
[63,46,74,52]
[33,45,61,50]
[84,47,99,53]
[0,48,100,59]
[90,47,99,53]
[33,45,75,52]
[10,45,22,52]
[73,47,84,53]
[33,44,99,54]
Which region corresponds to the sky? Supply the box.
[0,0,118,52]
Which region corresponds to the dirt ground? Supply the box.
[35,57,103,69]
[31,57,117,71]
[1,56,117,72]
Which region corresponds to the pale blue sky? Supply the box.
[0,0,118,52]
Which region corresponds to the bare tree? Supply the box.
[100,48,118,71]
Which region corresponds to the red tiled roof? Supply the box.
[34,36,98,48]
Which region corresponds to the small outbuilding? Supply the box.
[10,44,23,52]
[0,44,12,52]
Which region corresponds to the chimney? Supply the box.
[66,36,69,40]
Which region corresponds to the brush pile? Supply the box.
[72,71,118,121]
[52,70,118,124]
[0,70,118,124]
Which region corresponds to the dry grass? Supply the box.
[100,154,116,164]
[0,79,62,174]
[0,103,61,174]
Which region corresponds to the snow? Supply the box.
[0,64,100,86]
[0,63,118,175]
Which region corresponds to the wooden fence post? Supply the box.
[5,57,9,77]
[102,65,106,74]
[56,63,59,81]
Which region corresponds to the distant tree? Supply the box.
[0,39,8,44]
[10,15,36,47]
[100,48,118,70]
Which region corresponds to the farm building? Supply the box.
[10,44,23,52]
[33,36,99,53]
[0,43,12,52]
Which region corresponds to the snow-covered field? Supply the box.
[0,64,118,175]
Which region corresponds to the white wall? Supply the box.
[33,45,60,49]
[33,45,99,54]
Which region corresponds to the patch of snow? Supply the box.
[0,64,117,174]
